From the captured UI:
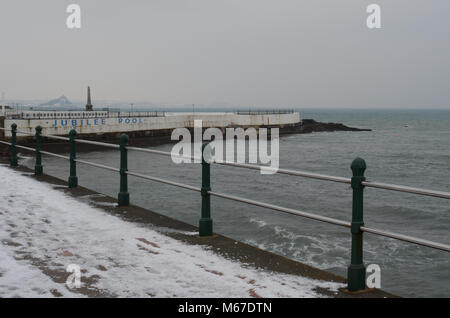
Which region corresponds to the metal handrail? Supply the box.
[127,146,352,183]
[360,226,450,252]
[3,123,450,293]
[75,159,120,173]
[126,146,202,162]
[75,139,120,149]
[3,135,450,253]
[15,144,35,152]
[1,127,118,149]
[127,170,201,192]
[124,170,350,226]
[0,140,11,146]
[208,190,351,228]
[40,150,70,161]
[213,159,352,184]
[41,134,70,142]
[1,140,69,160]
[1,128,450,249]
[2,125,449,199]
[127,146,450,198]
[123,168,450,252]
[128,146,346,181]
[362,181,450,200]
[0,127,34,136]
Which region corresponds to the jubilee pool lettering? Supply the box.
[118,117,143,125]
[52,117,143,128]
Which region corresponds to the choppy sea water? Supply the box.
[23,109,450,297]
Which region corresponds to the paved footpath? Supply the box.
[0,163,395,298]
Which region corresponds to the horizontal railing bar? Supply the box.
[211,190,450,252]
[16,130,34,136]
[208,190,351,228]
[15,144,36,152]
[41,134,70,142]
[14,129,32,135]
[4,129,450,256]
[74,159,120,172]
[126,170,201,192]
[126,146,352,184]
[2,128,71,142]
[75,139,120,149]
[362,181,450,200]
[40,150,70,161]
[6,136,448,198]
[124,168,351,228]
[0,127,34,136]
[127,146,448,197]
[1,127,115,146]
[1,127,117,147]
[2,141,66,161]
[2,132,449,199]
[126,146,202,162]
[213,160,352,184]
[0,140,12,146]
[126,146,174,157]
[361,226,450,253]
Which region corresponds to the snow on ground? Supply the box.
[0,165,344,297]
[0,239,79,297]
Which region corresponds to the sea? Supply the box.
[22,109,450,297]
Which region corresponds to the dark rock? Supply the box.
[299,119,371,134]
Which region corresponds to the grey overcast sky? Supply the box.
[0,0,449,108]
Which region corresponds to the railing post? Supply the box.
[34,126,43,176]
[199,142,213,237]
[68,129,78,188]
[118,133,130,206]
[10,123,18,167]
[347,157,367,291]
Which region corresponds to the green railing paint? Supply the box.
[68,129,78,188]
[118,133,130,206]
[20,126,377,291]
[199,142,213,237]
[10,124,18,167]
[34,126,43,176]
[347,157,367,291]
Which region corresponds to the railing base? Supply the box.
[35,165,43,176]
[68,176,78,188]
[118,192,130,206]
[199,218,213,237]
[347,264,366,292]
[339,287,376,295]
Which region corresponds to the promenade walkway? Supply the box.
[0,163,393,298]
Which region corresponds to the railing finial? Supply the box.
[351,157,367,175]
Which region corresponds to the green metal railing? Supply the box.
[0,124,449,293]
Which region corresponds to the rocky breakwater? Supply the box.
[299,119,372,133]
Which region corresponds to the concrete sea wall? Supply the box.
[3,113,301,138]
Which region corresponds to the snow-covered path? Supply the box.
[0,165,343,297]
